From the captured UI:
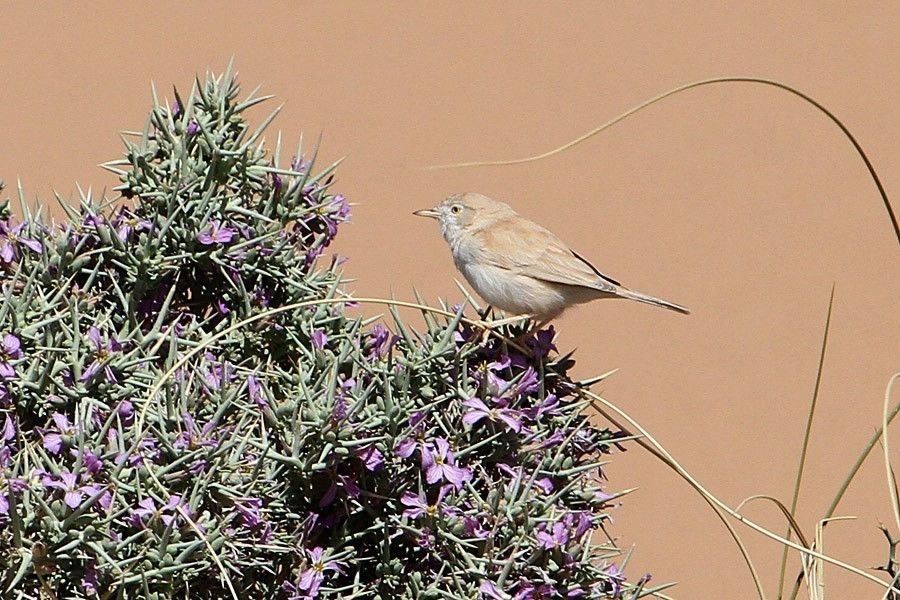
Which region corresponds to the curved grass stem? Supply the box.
[582,388,900,596]
[585,393,768,600]
[425,76,899,247]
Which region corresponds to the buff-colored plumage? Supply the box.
[414,192,689,321]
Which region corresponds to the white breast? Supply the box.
[443,223,570,318]
[455,255,569,318]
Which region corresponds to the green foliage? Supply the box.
[0,67,647,599]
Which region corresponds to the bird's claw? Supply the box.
[474,314,534,346]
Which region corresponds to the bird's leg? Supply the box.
[475,312,533,345]
[471,305,494,345]
[477,305,493,321]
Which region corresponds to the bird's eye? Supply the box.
[450,205,462,215]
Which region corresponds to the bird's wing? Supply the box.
[478,216,621,291]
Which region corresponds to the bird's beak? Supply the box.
[413,208,440,219]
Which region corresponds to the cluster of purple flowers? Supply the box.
[370,320,641,599]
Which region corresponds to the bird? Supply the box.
[413,192,689,326]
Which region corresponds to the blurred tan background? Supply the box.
[3,2,899,597]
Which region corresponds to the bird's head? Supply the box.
[414,192,513,241]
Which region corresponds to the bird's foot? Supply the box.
[475,313,534,346]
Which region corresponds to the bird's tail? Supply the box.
[616,288,690,315]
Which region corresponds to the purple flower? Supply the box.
[487,354,512,372]
[311,329,328,350]
[508,367,540,397]
[331,396,348,423]
[185,119,200,136]
[394,411,428,458]
[111,207,152,242]
[400,486,449,520]
[251,285,272,308]
[567,511,593,539]
[421,438,472,488]
[0,220,42,263]
[365,323,396,361]
[496,462,523,480]
[116,400,135,424]
[328,194,351,222]
[232,496,272,541]
[42,412,75,455]
[81,326,122,383]
[536,520,570,550]
[523,394,560,421]
[291,154,312,174]
[463,514,491,539]
[307,194,351,239]
[81,560,99,596]
[338,375,356,397]
[462,397,523,433]
[173,413,220,450]
[173,413,220,474]
[71,448,103,476]
[535,429,565,450]
[534,477,554,494]
[571,428,603,455]
[527,325,557,358]
[477,357,517,398]
[247,374,268,409]
[215,298,231,315]
[200,352,234,392]
[1,414,14,444]
[46,471,106,510]
[29,468,53,489]
[271,172,283,194]
[0,475,26,517]
[453,322,478,346]
[130,497,157,527]
[295,546,345,598]
[601,564,626,599]
[130,495,192,529]
[234,497,263,528]
[356,445,384,472]
[480,581,508,600]
[512,580,556,600]
[113,435,159,467]
[418,526,436,549]
[80,213,105,230]
[197,220,236,245]
[595,488,615,504]
[0,334,22,379]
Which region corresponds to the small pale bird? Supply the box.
[414,192,689,323]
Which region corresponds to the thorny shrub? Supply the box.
[0,67,652,599]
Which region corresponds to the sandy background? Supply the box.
[3,2,899,597]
